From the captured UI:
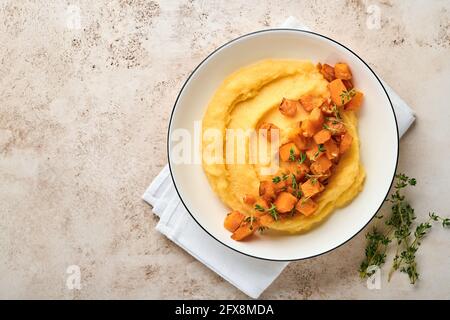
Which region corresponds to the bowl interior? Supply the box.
[168,29,398,261]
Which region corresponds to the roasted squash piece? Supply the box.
[320,63,335,82]
[324,117,346,136]
[259,181,276,202]
[334,63,352,80]
[231,220,259,241]
[329,79,350,106]
[224,210,245,232]
[274,192,298,213]
[279,98,299,117]
[243,194,256,205]
[309,107,324,127]
[313,129,331,144]
[259,122,280,142]
[306,144,324,161]
[345,91,364,111]
[259,214,274,226]
[289,128,309,150]
[299,94,323,112]
[279,142,300,162]
[339,133,353,154]
[301,179,324,198]
[310,154,333,175]
[286,162,310,181]
[320,99,334,115]
[301,119,319,137]
[254,198,269,213]
[342,79,353,90]
[295,198,318,216]
[273,178,287,194]
[324,139,339,160]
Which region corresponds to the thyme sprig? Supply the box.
[340,88,355,105]
[313,144,326,160]
[298,151,307,164]
[289,147,296,162]
[359,173,449,284]
[254,203,279,221]
[267,203,279,221]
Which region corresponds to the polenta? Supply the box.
[202,59,365,241]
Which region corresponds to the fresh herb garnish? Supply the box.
[313,144,325,160]
[244,216,256,230]
[272,176,281,183]
[298,152,306,164]
[291,174,298,190]
[332,103,341,120]
[340,89,355,105]
[254,204,265,212]
[267,203,279,221]
[359,173,449,284]
[255,203,279,221]
[289,207,296,217]
[289,147,296,162]
[282,173,289,181]
[258,226,267,233]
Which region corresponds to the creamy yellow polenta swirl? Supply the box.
[202,59,365,233]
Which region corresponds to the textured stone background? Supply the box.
[0,0,449,299]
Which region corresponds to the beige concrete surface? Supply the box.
[0,0,449,299]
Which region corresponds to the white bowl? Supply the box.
[167,29,398,261]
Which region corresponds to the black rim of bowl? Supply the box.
[165,28,400,262]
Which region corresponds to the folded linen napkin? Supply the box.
[142,16,415,299]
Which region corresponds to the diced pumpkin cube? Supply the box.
[324,139,339,160]
[286,162,310,181]
[259,122,280,142]
[306,144,324,161]
[301,179,324,198]
[273,179,287,194]
[309,107,324,127]
[279,142,300,162]
[295,198,318,216]
[313,129,331,144]
[320,63,335,82]
[299,94,323,112]
[254,198,269,216]
[231,220,259,241]
[274,192,298,213]
[320,99,334,115]
[259,181,276,201]
[329,79,349,106]
[301,119,319,137]
[334,63,352,80]
[259,214,274,226]
[289,128,309,150]
[224,211,245,232]
[243,194,256,205]
[324,117,346,136]
[345,91,364,111]
[342,79,353,90]
[339,133,353,154]
[279,98,299,117]
[310,154,333,174]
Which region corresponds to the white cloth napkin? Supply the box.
[142,17,415,299]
